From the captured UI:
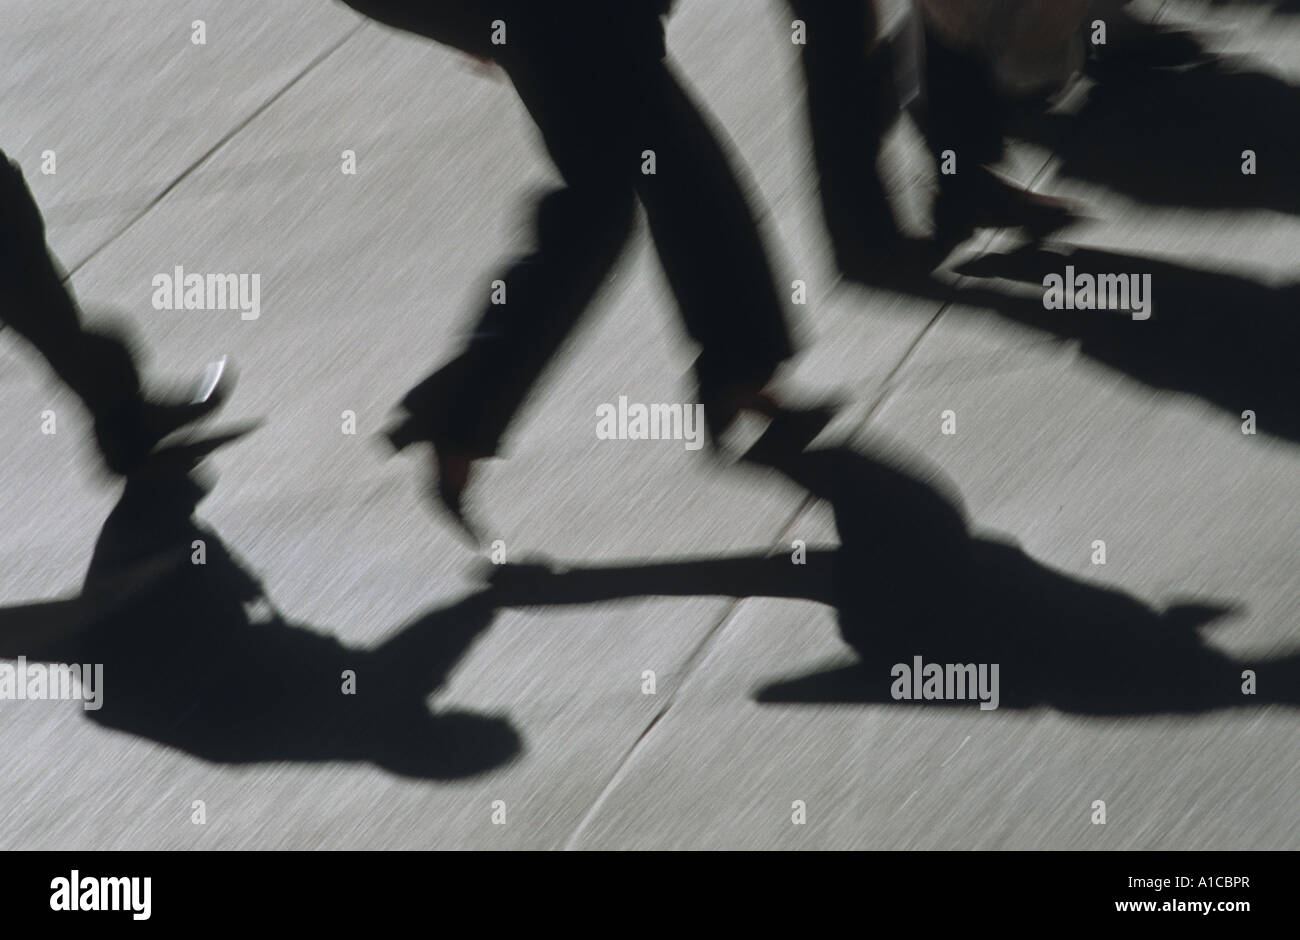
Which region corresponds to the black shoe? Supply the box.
[933,171,1079,264]
[382,412,482,546]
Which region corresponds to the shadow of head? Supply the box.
[484,434,1293,717]
[368,709,522,780]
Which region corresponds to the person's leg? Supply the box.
[786,0,919,281]
[922,24,1006,182]
[393,9,652,458]
[920,24,1074,258]
[394,183,636,460]
[386,8,649,528]
[631,59,796,436]
[389,2,808,529]
[511,2,801,437]
[0,153,226,473]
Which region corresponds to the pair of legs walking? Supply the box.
[362,3,798,526]
[789,0,1074,276]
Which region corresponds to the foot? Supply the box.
[94,357,232,475]
[383,413,485,545]
[932,170,1078,264]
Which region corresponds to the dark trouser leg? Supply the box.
[633,64,793,403]
[921,27,1006,193]
[0,153,141,419]
[402,7,792,453]
[786,0,902,267]
[397,9,649,455]
[921,26,1076,253]
[400,184,635,455]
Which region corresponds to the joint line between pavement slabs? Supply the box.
[62,21,368,284]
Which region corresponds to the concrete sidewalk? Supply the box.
[0,0,1295,849]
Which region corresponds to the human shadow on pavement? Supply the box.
[1020,56,1300,217]
[943,243,1300,443]
[0,464,521,780]
[485,432,1299,715]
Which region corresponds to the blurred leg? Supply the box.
[634,64,793,409]
[922,24,1005,181]
[399,2,794,453]
[786,0,906,274]
[399,184,636,456]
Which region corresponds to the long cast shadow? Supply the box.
[3,434,1292,768]
[946,243,1300,443]
[0,465,521,780]
[1021,56,1300,217]
[486,434,1299,715]
[824,33,1298,443]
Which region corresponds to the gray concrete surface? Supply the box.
[0,0,1295,849]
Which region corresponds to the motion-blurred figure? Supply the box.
[916,0,1205,258]
[782,0,1079,282]
[916,0,1085,257]
[0,153,229,474]
[794,0,1208,277]
[341,0,818,537]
